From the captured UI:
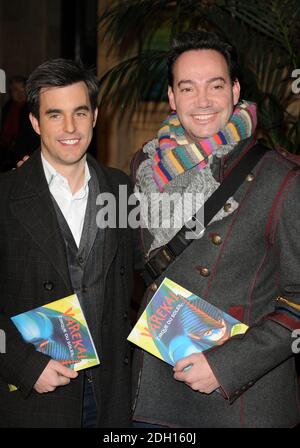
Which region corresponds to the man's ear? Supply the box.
[232,80,241,106]
[168,86,176,111]
[29,113,41,136]
[92,108,98,128]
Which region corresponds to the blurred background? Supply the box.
[0,0,300,173]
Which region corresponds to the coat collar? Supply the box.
[210,136,257,182]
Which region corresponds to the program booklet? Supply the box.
[128,277,248,366]
[9,294,99,391]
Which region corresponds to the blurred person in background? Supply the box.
[0,76,39,171]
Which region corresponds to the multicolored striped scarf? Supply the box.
[152,100,257,191]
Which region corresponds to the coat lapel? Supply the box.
[9,151,72,290]
[78,165,99,260]
[87,155,120,279]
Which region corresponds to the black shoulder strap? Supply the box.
[142,143,269,287]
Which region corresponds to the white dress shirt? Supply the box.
[41,154,91,248]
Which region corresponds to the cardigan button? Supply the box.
[44,281,54,291]
[150,283,158,292]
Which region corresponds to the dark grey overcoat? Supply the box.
[0,150,139,428]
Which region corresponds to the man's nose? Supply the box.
[194,87,212,109]
[63,115,76,133]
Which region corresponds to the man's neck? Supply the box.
[42,153,87,194]
[62,162,87,194]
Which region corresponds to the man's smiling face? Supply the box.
[30,81,98,170]
[168,49,240,142]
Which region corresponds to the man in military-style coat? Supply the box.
[131,30,300,428]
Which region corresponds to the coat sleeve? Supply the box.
[0,312,51,397]
[204,167,300,402]
[0,175,52,397]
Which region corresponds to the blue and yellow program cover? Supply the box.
[128,278,248,365]
[11,294,99,373]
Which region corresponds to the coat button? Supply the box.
[211,234,222,245]
[78,256,84,265]
[123,356,129,365]
[123,311,128,320]
[197,266,211,277]
[246,173,255,182]
[120,266,125,275]
[223,202,232,212]
[44,281,54,291]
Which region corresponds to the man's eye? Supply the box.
[213,84,224,90]
[76,112,87,117]
[49,114,60,119]
[181,88,193,93]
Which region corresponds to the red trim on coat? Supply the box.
[223,136,257,178]
[265,312,300,331]
[265,167,300,245]
[228,306,245,322]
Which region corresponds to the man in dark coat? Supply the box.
[0,59,140,428]
[131,31,300,428]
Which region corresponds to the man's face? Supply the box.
[168,49,240,142]
[30,81,98,169]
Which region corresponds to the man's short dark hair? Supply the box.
[26,59,99,119]
[167,30,239,87]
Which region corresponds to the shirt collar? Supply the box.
[41,153,91,193]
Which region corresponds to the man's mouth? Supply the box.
[192,113,217,123]
[58,138,81,146]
